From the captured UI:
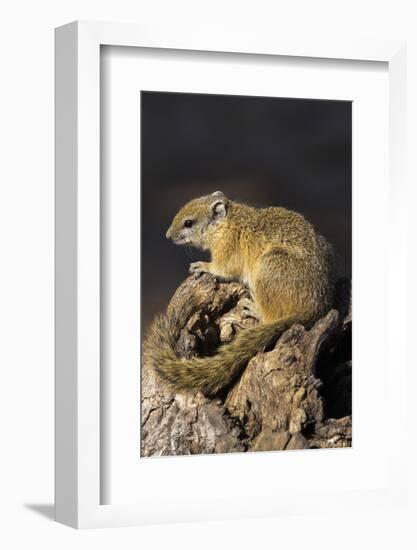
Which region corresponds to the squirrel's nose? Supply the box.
[165,228,172,240]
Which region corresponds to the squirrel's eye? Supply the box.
[184,219,193,228]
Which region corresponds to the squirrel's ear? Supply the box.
[210,199,227,220]
[211,190,225,198]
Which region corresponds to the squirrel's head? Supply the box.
[166,191,229,250]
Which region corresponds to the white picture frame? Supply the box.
[55,21,407,529]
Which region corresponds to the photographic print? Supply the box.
[141,91,352,457]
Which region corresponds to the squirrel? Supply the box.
[144,191,335,396]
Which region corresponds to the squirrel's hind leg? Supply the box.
[240,298,261,321]
[252,248,301,324]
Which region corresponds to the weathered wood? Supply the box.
[141,274,352,456]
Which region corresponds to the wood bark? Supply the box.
[141,274,352,456]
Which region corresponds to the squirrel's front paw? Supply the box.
[189,261,207,277]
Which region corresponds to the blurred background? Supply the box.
[141,91,351,332]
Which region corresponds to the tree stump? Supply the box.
[141,274,352,456]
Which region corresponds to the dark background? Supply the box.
[141,91,352,332]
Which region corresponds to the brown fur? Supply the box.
[145,191,335,395]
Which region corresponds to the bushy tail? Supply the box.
[144,302,298,396]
